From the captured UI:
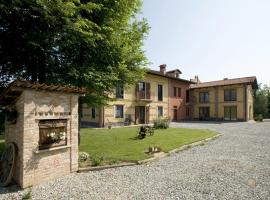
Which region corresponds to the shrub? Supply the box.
[91,156,104,166]
[79,152,90,162]
[254,114,263,122]
[153,117,170,129]
[22,190,32,200]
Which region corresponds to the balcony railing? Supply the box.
[136,91,152,101]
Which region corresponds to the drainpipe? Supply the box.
[102,106,105,127]
[168,79,170,120]
[244,85,247,121]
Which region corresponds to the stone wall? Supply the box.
[5,94,24,186]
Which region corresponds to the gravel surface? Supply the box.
[1,121,270,200]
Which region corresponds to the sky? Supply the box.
[141,0,270,84]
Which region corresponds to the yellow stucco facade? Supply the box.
[191,84,254,121]
[81,68,257,127]
[82,73,169,127]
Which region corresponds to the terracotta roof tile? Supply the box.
[0,79,86,105]
[147,70,193,83]
[190,76,258,89]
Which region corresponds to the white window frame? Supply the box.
[116,84,124,99]
[114,105,124,119]
[157,106,163,118]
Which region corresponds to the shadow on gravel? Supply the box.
[0,184,20,195]
[171,120,242,125]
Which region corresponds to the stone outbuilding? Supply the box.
[0,80,85,188]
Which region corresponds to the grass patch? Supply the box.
[22,190,32,200]
[0,134,4,154]
[79,127,216,165]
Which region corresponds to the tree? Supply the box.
[267,88,270,118]
[0,0,70,86]
[254,84,270,118]
[0,0,149,105]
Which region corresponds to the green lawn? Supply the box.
[80,127,216,165]
[0,134,5,154]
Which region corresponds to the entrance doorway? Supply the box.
[199,107,210,120]
[173,107,178,121]
[135,106,149,124]
[224,106,237,120]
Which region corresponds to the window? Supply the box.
[173,87,177,97]
[80,109,84,117]
[138,82,145,91]
[158,84,163,101]
[224,89,237,101]
[173,87,182,98]
[39,119,67,150]
[199,92,209,103]
[224,106,237,120]
[186,90,190,102]
[91,108,96,119]
[115,105,124,118]
[157,106,163,117]
[116,84,124,99]
[137,82,151,100]
[178,88,181,97]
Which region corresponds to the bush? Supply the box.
[254,114,263,122]
[79,152,90,162]
[22,190,32,200]
[91,156,104,166]
[153,117,170,129]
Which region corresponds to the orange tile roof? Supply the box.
[190,76,258,89]
[0,79,86,105]
[148,70,193,83]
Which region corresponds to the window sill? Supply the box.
[35,116,70,120]
[34,145,71,154]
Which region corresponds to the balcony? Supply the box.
[136,91,153,101]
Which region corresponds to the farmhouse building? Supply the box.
[81,65,257,127]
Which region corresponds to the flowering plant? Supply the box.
[47,131,66,143]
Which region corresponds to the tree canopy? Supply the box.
[0,0,149,105]
[254,84,270,118]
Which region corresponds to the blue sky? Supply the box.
[141,0,270,84]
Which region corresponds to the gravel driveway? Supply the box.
[1,121,270,200]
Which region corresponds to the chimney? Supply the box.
[191,75,200,83]
[195,75,200,83]
[159,64,166,75]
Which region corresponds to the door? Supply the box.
[199,107,210,120]
[145,106,150,124]
[173,109,177,121]
[249,106,252,120]
[224,106,237,120]
[135,106,145,124]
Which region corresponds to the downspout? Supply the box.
[69,95,73,172]
[168,78,170,121]
[102,106,105,127]
[244,84,247,121]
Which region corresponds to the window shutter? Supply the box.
[135,83,139,98]
[146,82,150,99]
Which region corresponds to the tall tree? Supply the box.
[267,88,270,118]
[254,84,270,118]
[0,0,149,105]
